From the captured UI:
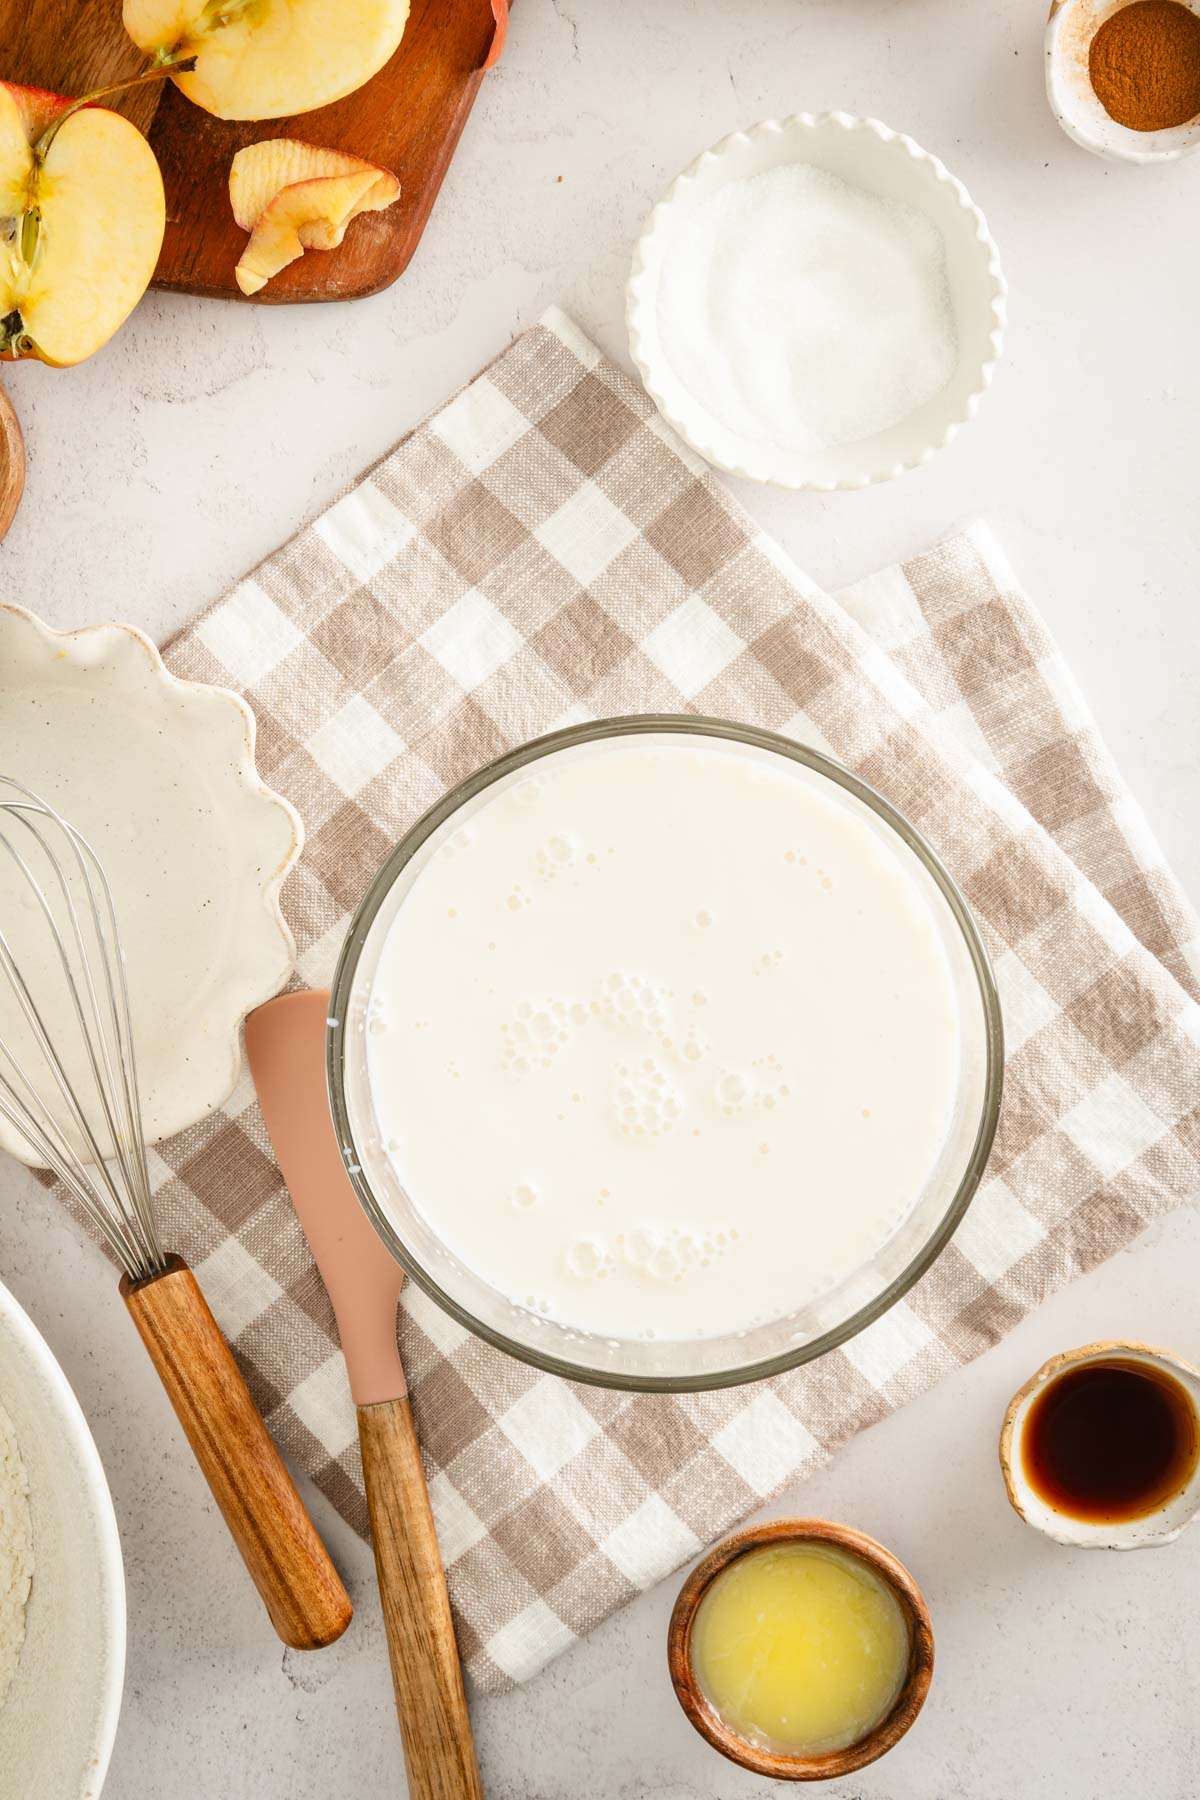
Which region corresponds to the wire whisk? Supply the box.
[0,773,351,1650]
[0,777,166,1279]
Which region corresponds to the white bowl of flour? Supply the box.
[627,114,1006,489]
[0,1279,124,1798]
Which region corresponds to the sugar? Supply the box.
[657,164,958,454]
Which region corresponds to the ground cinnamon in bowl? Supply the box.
[1089,0,1200,130]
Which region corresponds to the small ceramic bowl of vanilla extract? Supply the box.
[668,1519,934,1781]
[1001,1340,1200,1549]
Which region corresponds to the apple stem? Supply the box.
[32,56,197,163]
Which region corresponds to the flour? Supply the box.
[657,163,958,453]
[0,1400,33,1709]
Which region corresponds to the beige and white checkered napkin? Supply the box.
[120,309,1200,1692]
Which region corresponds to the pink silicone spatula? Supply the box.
[245,990,483,1800]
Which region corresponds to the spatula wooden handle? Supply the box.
[358,1396,483,1799]
[121,1255,353,1651]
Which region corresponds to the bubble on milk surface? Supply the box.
[712,1054,790,1118]
[534,834,581,881]
[501,994,588,1074]
[565,1238,606,1279]
[714,1069,751,1115]
[610,1058,682,1139]
[561,1220,737,1286]
[592,971,673,1040]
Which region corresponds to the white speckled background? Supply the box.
[1,1,1198,1793]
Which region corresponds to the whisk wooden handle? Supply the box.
[121,1255,353,1651]
[358,1397,483,1800]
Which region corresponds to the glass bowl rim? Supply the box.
[327,714,1005,1393]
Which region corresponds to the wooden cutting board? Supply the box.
[1,0,505,303]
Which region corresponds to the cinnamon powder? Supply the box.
[1089,0,1200,130]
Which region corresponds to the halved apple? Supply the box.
[124,0,411,121]
[230,139,399,295]
[0,81,165,366]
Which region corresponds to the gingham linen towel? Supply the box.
[91,310,1200,1692]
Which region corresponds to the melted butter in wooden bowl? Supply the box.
[669,1520,933,1782]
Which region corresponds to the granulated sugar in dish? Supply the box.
[656,164,958,453]
[0,1401,33,1710]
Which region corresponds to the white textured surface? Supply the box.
[0,0,1198,1794]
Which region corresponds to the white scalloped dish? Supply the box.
[627,114,1007,490]
[0,604,302,1164]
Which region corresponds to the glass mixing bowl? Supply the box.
[328,717,1003,1392]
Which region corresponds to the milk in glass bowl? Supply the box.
[329,719,1002,1391]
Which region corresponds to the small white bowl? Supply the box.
[626,113,1006,491]
[0,1277,125,1797]
[1046,0,1200,164]
[1000,1341,1200,1550]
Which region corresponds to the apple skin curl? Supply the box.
[229,139,400,296]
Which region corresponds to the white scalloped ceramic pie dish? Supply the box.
[0,604,302,1163]
[1045,0,1200,164]
[626,114,1007,490]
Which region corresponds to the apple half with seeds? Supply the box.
[0,81,165,366]
[124,0,412,121]
[230,138,399,295]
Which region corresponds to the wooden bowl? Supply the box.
[667,1519,934,1782]
[0,384,24,542]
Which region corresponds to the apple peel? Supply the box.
[230,138,400,296]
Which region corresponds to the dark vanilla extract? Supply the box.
[1023,1358,1198,1524]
